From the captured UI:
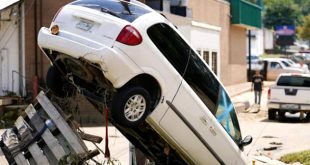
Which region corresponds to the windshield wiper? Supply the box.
[101,7,120,18]
[120,1,132,15]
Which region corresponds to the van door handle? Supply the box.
[209,126,217,136]
[200,116,208,126]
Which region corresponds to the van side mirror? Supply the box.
[238,135,252,150]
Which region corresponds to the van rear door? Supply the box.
[147,23,246,165]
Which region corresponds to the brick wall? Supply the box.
[24,0,73,94]
[188,0,248,85]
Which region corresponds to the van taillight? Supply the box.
[52,7,63,22]
[116,25,142,46]
[268,88,271,100]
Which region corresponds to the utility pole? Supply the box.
[248,30,252,81]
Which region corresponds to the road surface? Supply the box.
[234,85,310,161]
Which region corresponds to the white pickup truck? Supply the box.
[267,73,310,120]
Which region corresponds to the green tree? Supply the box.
[292,0,310,16]
[264,0,301,29]
[301,1,310,16]
[297,14,310,47]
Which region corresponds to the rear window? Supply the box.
[277,76,310,87]
[281,61,291,67]
[70,0,151,22]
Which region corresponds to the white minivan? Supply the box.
[38,0,251,164]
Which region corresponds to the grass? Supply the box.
[260,54,286,59]
[280,150,310,165]
[0,109,22,128]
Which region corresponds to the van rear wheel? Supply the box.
[111,86,151,127]
[268,109,276,120]
[278,111,286,119]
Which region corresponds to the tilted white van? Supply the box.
[38,0,252,164]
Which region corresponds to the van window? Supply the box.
[70,0,151,22]
[270,62,282,69]
[147,23,242,143]
[277,76,310,87]
[216,89,241,141]
[281,61,291,67]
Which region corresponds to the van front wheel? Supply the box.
[46,66,75,98]
[268,109,276,120]
[111,86,151,127]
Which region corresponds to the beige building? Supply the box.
[182,0,261,85]
[143,0,262,85]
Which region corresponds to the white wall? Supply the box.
[177,22,221,77]
[178,23,220,56]
[190,27,220,51]
[247,29,264,56]
[246,29,274,56]
[177,25,191,41]
[0,5,20,96]
[264,29,274,50]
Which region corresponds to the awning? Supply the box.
[0,0,20,12]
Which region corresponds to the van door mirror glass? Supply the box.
[239,135,252,149]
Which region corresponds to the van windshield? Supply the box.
[147,23,242,143]
[70,0,151,22]
[277,76,310,87]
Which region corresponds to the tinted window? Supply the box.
[270,62,281,69]
[147,23,242,142]
[277,76,310,87]
[71,0,151,22]
[281,61,291,67]
[147,23,219,112]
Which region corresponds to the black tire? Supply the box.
[46,66,75,98]
[110,86,151,127]
[306,113,310,120]
[268,109,276,120]
[278,111,286,119]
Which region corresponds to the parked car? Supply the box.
[246,55,263,70]
[280,58,309,73]
[282,58,299,67]
[290,55,310,70]
[37,0,251,164]
[246,55,259,63]
[267,73,310,120]
[291,54,306,62]
[262,58,305,81]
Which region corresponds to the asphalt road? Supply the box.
[234,85,310,161]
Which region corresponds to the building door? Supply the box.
[0,9,20,96]
[0,49,9,95]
